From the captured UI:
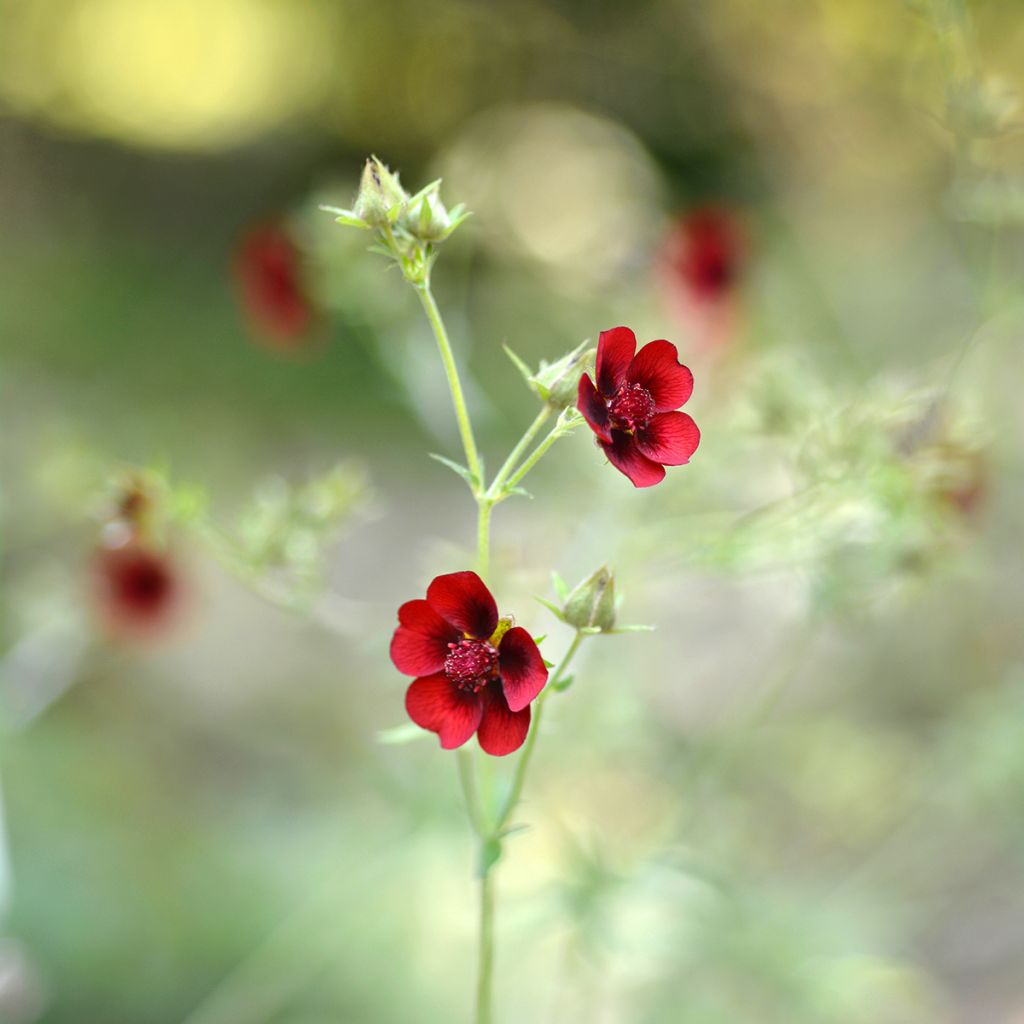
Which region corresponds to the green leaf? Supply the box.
[553,674,575,692]
[478,836,503,877]
[376,723,427,745]
[428,453,478,489]
[551,571,569,602]
[535,596,567,622]
[499,823,530,839]
[542,658,556,669]
[503,485,533,500]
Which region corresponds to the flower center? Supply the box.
[608,383,655,432]
[444,638,500,692]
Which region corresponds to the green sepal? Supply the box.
[551,570,569,602]
[535,596,568,622]
[503,345,535,389]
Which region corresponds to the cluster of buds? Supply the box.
[321,157,470,283]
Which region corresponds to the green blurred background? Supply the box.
[1,0,1023,1021]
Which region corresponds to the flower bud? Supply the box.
[506,339,596,410]
[353,157,408,229]
[401,181,468,243]
[563,566,616,633]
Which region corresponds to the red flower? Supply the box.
[390,571,548,756]
[92,540,180,638]
[577,327,700,488]
[663,206,743,304]
[233,222,314,348]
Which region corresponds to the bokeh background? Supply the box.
[2,0,1023,1021]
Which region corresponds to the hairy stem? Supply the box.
[487,406,552,499]
[414,280,483,489]
[503,415,580,493]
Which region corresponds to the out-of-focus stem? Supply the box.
[476,500,492,581]
[476,871,495,1024]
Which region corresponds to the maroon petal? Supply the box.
[390,599,461,676]
[498,626,548,712]
[426,571,499,639]
[477,684,531,756]
[635,412,700,466]
[595,326,637,397]
[600,431,666,488]
[405,674,484,750]
[626,340,694,412]
[577,374,612,442]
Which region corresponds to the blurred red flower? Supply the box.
[577,326,700,488]
[658,206,744,349]
[233,222,315,348]
[391,571,548,756]
[92,540,180,638]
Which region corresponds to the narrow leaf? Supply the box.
[428,453,477,488]
[377,723,426,745]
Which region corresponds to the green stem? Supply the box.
[414,280,483,489]
[477,500,492,581]
[457,748,484,836]
[495,632,583,831]
[487,406,552,500]
[503,417,578,493]
[476,871,495,1024]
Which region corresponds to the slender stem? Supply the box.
[457,748,484,836]
[495,632,583,831]
[414,280,483,488]
[477,500,492,581]
[476,871,495,1024]
[487,406,552,499]
[504,417,579,492]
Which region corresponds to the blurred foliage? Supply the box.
[0,0,1023,1022]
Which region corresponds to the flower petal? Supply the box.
[426,571,499,639]
[626,340,694,411]
[595,326,637,397]
[600,431,666,488]
[390,599,461,676]
[635,412,700,466]
[405,674,484,750]
[577,374,612,442]
[477,684,531,756]
[498,626,548,712]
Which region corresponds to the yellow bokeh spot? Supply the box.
[2,0,335,150]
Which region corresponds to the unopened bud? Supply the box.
[507,339,595,410]
[353,157,408,229]
[563,566,616,632]
[401,181,469,243]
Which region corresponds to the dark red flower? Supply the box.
[92,540,180,638]
[662,206,743,304]
[233,222,315,348]
[577,327,700,488]
[390,571,548,756]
